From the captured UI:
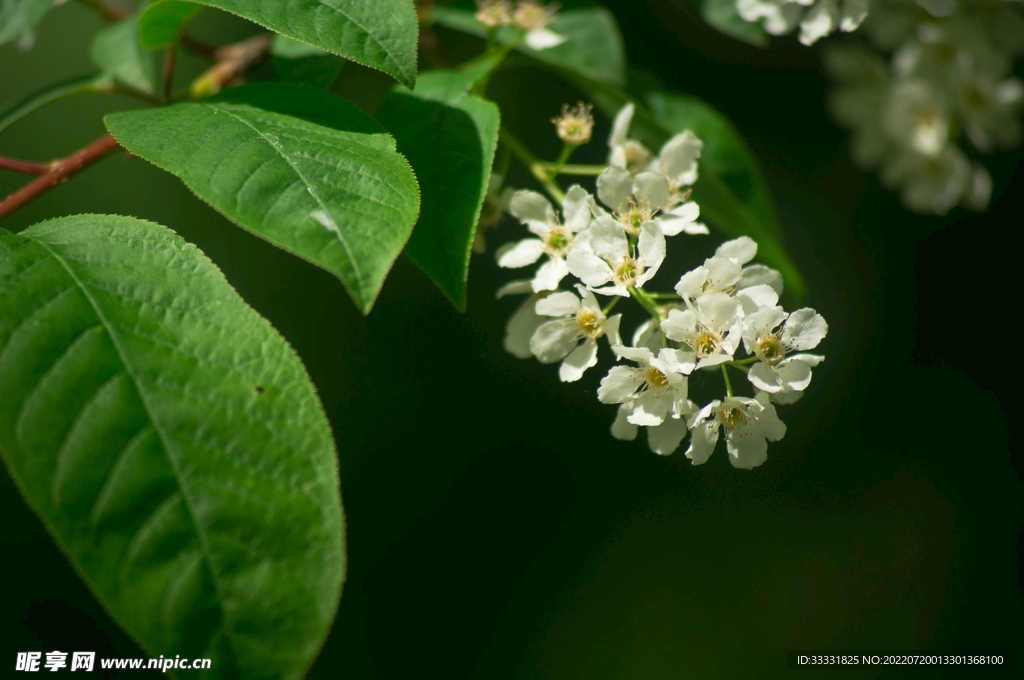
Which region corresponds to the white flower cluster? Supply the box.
[826,0,1024,214]
[495,105,829,468]
[736,0,869,46]
[474,0,567,50]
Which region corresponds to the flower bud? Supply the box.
[552,102,595,147]
[475,0,512,28]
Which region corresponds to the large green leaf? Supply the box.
[0,0,51,47]
[0,215,344,680]
[378,71,500,310]
[136,0,204,50]
[701,0,769,48]
[91,17,157,95]
[165,0,419,87]
[430,7,626,86]
[575,77,806,298]
[105,82,421,314]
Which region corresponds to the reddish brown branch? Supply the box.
[0,134,120,221]
[191,35,273,97]
[0,157,53,175]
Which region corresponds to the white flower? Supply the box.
[530,285,623,382]
[736,0,867,45]
[607,103,654,174]
[496,185,594,292]
[674,236,782,303]
[598,346,692,426]
[597,165,707,237]
[879,144,973,214]
[610,400,695,455]
[567,217,666,297]
[883,80,950,157]
[660,292,743,371]
[742,306,828,397]
[686,392,786,469]
[652,130,704,193]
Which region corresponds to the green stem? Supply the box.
[0,74,114,137]
[550,143,574,176]
[500,127,564,203]
[729,356,759,367]
[601,296,620,316]
[629,287,663,321]
[647,291,682,301]
[543,162,606,176]
[721,365,734,398]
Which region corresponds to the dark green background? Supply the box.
[1,1,1019,678]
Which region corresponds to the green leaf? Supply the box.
[0,0,52,47]
[571,76,806,298]
[105,83,421,314]
[430,7,626,86]
[378,71,500,310]
[136,0,203,50]
[646,91,779,240]
[0,215,344,680]
[272,34,344,90]
[177,0,419,88]
[91,17,157,95]
[700,0,769,48]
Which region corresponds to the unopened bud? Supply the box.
[513,1,559,31]
[552,102,595,146]
[475,0,512,28]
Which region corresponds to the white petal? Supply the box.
[657,348,694,377]
[739,265,783,294]
[776,359,813,392]
[703,256,743,292]
[597,165,634,211]
[685,420,719,465]
[567,248,613,288]
[840,0,868,31]
[560,339,598,382]
[632,318,664,351]
[532,257,570,292]
[675,266,709,299]
[509,190,554,225]
[609,103,634,149]
[658,201,700,237]
[748,362,784,393]
[636,222,666,285]
[496,279,534,299]
[782,308,829,350]
[682,221,709,235]
[647,417,690,456]
[799,0,839,46]
[562,185,595,232]
[497,238,545,268]
[579,285,602,313]
[530,319,578,363]
[611,402,639,441]
[504,295,546,359]
[586,216,628,261]
[633,171,670,211]
[627,389,671,426]
[525,27,567,50]
[753,392,787,441]
[658,131,703,184]
[715,236,758,265]
[736,283,779,312]
[725,423,768,469]
[598,365,645,403]
[614,345,655,364]
[661,307,697,343]
[604,314,623,347]
[535,291,581,317]
[789,353,825,366]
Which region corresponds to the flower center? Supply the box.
[645,365,670,390]
[717,406,747,431]
[513,1,554,30]
[544,226,572,256]
[693,330,720,358]
[575,309,602,338]
[475,0,512,27]
[553,102,595,146]
[756,334,784,363]
[621,140,652,175]
[613,257,640,287]
[615,200,653,236]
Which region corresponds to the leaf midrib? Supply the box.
[211,103,368,304]
[31,236,234,666]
